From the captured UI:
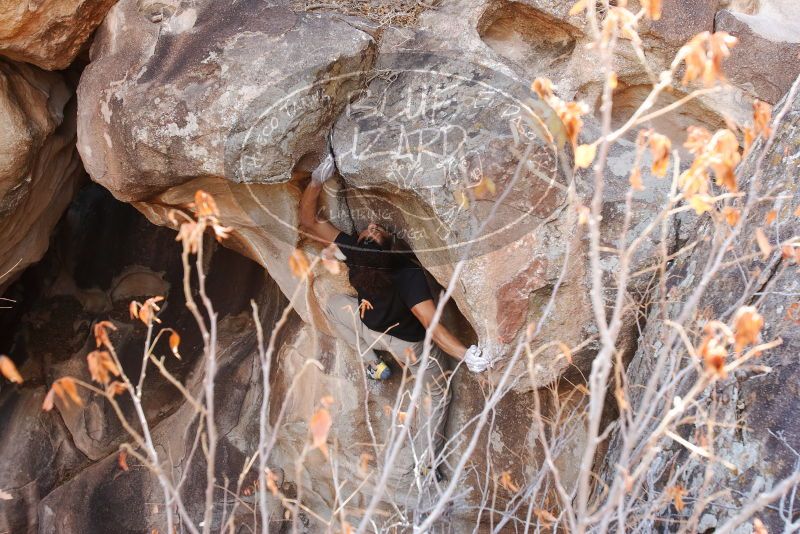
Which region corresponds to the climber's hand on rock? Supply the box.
[311,153,335,184]
[464,345,492,373]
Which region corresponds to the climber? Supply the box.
[298,152,492,381]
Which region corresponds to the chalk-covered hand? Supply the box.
[464,345,492,373]
[311,153,335,184]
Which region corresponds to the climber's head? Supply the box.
[357,222,392,248]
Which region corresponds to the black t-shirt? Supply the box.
[334,232,431,342]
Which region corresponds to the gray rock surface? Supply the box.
[602,83,800,530]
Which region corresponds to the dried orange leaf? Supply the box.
[642,0,662,20]
[107,381,129,397]
[722,206,740,227]
[753,100,772,137]
[667,485,686,512]
[169,331,181,359]
[531,77,554,100]
[59,377,83,407]
[648,132,671,177]
[699,336,728,378]
[473,176,496,199]
[94,320,117,349]
[765,210,776,225]
[194,190,220,218]
[755,228,772,260]
[499,471,520,492]
[0,355,23,384]
[733,306,764,351]
[119,450,130,471]
[534,509,557,526]
[87,350,119,384]
[629,168,644,192]
[309,408,332,457]
[129,301,140,320]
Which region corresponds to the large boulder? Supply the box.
[0,0,118,70]
[0,59,84,293]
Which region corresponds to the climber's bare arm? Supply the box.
[299,177,340,244]
[411,299,468,360]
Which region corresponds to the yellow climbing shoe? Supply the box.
[366,361,392,380]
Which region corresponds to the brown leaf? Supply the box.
[678,31,737,87]
[44,377,83,411]
[59,377,83,407]
[642,0,662,20]
[534,509,557,526]
[289,249,311,279]
[667,485,686,512]
[699,336,728,379]
[0,355,23,384]
[648,132,671,177]
[194,190,220,218]
[129,301,140,320]
[531,77,554,100]
[107,381,129,398]
[755,228,772,260]
[94,321,117,349]
[169,331,181,359]
[309,408,332,457]
[765,210,776,225]
[753,518,768,534]
[87,350,119,384]
[473,176,497,199]
[138,296,164,325]
[119,450,130,471]
[733,306,764,352]
[0,489,11,500]
[722,206,740,226]
[753,100,772,137]
[499,470,520,492]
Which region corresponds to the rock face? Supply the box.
[602,85,800,530]
[1,0,798,531]
[0,59,84,293]
[0,0,117,70]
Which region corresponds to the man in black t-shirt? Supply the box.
[298,152,492,482]
[298,154,490,381]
